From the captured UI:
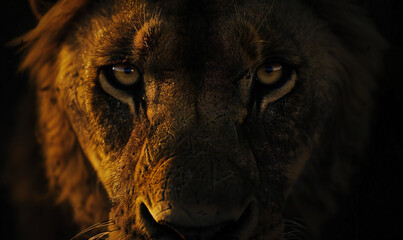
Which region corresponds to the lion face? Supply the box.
[21,0,386,239]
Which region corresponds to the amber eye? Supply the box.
[99,64,143,112]
[109,64,141,86]
[252,62,297,107]
[256,64,284,85]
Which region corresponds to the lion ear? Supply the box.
[29,0,58,20]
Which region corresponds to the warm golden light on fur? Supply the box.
[16,0,387,239]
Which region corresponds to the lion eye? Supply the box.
[110,64,141,86]
[252,62,297,108]
[256,64,284,85]
[99,64,143,112]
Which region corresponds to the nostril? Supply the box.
[140,203,228,240]
[138,203,181,239]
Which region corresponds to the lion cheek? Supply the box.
[284,144,313,197]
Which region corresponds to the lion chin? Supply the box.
[17,0,387,239]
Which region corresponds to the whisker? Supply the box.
[283,217,308,240]
[284,217,307,227]
[88,228,120,240]
[257,0,276,31]
[71,219,115,240]
[88,232,110,240]
[284,232,298,240]
[284,229,304,236]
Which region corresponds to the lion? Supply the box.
[15,0,387,239]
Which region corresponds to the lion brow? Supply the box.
[91,19,161,67]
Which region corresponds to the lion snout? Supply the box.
[132,152,259,239]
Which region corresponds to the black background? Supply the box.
[1,0,402,239]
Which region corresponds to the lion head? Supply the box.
[17,0,387,239]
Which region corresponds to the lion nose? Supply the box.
[140,201,259,240]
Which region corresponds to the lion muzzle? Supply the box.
[130,127,260,240]
[138,154,259,239]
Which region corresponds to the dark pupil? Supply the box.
[124,67,133,74]
[265,66,274,73]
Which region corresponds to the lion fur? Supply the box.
[15,0,387,238]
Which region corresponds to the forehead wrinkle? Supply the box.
[89,17,162,67]
[257,28,304,66]
[132,19,162,60]
[85,0,162,66]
